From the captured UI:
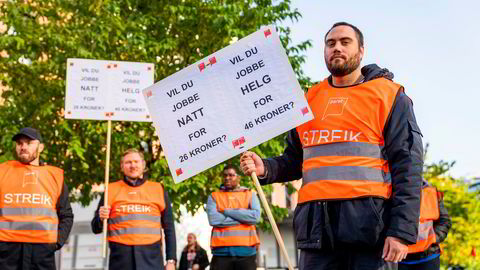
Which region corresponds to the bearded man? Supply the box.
[0,127,74,270]
[240,22,423,270]
[91,148,177,270]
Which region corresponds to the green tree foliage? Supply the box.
[0,0,312,225]
[423,146,480,269]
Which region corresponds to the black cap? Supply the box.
[12,127,43,142]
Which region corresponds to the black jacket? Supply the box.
[179,245,210,270]
[91,177,177,270]
[0,181,74,270]
[260,64,424,250]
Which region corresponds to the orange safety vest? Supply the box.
[107,180,165,246]
[210,189,260,248]
[408,186,439,253]
[0,160,63,243]
[296,78,402,203]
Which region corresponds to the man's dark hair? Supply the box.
[223,164,238,173]
[324,22,364,48]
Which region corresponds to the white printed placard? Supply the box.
[143,26,313,183]
[65,58,154,122]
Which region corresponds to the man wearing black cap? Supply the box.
[0,127,74,270]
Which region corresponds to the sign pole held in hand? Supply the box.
[102,119,112,258]
[251,172,294,270]
[143,26,313,269]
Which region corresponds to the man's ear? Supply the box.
[142,160,147,172]
[38,143,45,153]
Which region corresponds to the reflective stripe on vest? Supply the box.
[210,190,260,248]
[418,221,435,241]
[108,213,161,225]
[211,224,259,248]
[303,166,391,183]
[296,78,400,203]
[300,143,392,202]
[408,186,440,253]
[303,142,385,160]
[0,221,58,231]
[0,207,57,217]
[408,220,437,253]
[108,227,161,237]
[0,161,62,243]
[107,180,165,246]
[211,229,257,238]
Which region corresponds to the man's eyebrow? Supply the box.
[326,37,353,43]
[340,37,353,42]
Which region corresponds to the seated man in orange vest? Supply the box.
[241,22,424,270]
[91,148,177,270]
[207,164,261,270]
[399,180,451,270]
[0,127,74,270]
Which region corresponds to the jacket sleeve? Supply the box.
[434,197,451,243]
[178,250,187,270]
[91,195,105,234]
[223,192,261,224]
[197,247,210,270]
[161,189,177,261]
[206,195,241,227]
[261,129,303,185]
[383,91,424,244]
[56,183,74,250]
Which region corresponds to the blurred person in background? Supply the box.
[179,233,209,270]
[399,180,451,270]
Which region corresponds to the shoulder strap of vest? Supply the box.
[44,165,64,176]
[375,77,403,91]
[147,180,165,193]
[108,180,125,188]
[4,160,22,167]
[306,79,329,102]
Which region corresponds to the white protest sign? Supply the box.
[65,58,154,122]
[143,26,313,183]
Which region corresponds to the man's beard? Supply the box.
[16,149,38,164]
[326,52,362,77]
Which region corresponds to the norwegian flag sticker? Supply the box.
[264,29,272,37]
[301,107,309,115]
[198,56,218,72]
[176,168,183,176]
[232,136,246,149]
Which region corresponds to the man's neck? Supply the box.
[20,159,39,166]
[126,178,137,185]
[331,69,363,87]
[224,185,239,191]
[125,175,143,185]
